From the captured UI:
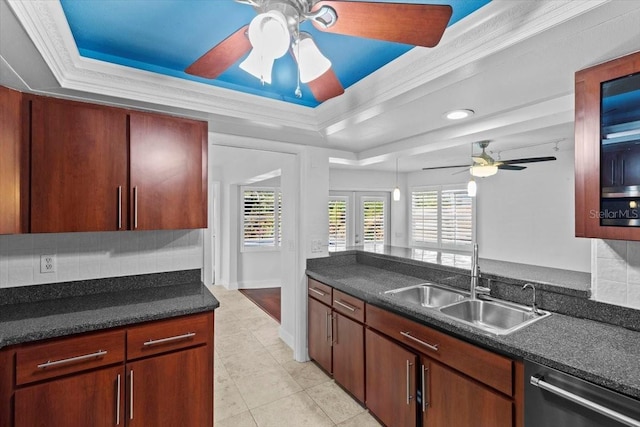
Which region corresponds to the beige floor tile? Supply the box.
[251,325,283,347]
[222,347,281,380]
[235,313,279,332]
[264,341,294,364]
[283,360,332,390]
[216,330,264,358]
[306,381,365,424]
[215,410,258,427]
[214,358,229,381]
[234,367,302,409]
[215,317,246,338]
[337,410,383,427]
[233,305,273,321]
[251,391,334,427]
[214,371,249,422]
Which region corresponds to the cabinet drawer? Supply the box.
[308,278,332,306]
[127,312,211,360]
[332,289,365,323]
[366,304,513,396]
[16,330,125,386]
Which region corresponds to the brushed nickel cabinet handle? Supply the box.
[116,374,121,425]
[333,313,338,345]
[143,332,196,346]
[400,331,439,353]
[422,365,429,412]
[133,186,138,229]
[334,300,357,312]
[406,360,414,405]
[117,186,122,230]
[309,288,326,297]
[129,370,134,420]
[37,350,107,369]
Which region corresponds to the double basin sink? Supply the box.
[383,283,550,335]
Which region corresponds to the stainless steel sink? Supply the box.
[383,283,468,308]
[439,298,551,335]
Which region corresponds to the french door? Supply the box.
[329,192,389,251]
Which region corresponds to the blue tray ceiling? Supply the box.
[60,0,491,107]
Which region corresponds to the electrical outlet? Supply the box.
[311,239,323,253]
[40,254,57,273]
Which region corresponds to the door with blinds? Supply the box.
[328,192,389,251]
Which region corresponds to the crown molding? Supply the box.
[7,0,608,138]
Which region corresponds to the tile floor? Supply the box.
[209,286,383,427]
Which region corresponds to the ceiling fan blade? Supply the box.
[499,156,557,165]
[422,165,469,171]
[498,164,526,171]
[472,156,489,165]
[307,68,345,102]
[185,25,250,79]
[311,1,452,47]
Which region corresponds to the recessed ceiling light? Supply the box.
[444,109,474,120]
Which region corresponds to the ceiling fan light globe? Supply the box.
[393,187,401,201]
[467,179,477,197]
[239,48,274,84]
[470,165,498,178]
[248,11,290,60]
[293,35,332,83]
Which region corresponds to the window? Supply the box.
[362,197,385,248]
[242,187,281,250]
[328,197,348,252]
[411,186,473,250]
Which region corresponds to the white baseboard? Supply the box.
[278,327,294,350]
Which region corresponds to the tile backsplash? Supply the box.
[593,239,640,309]
[0,230,203,288]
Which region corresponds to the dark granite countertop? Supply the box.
[307,260,640,400]
[0,270,219,348]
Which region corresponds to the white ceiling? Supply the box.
[2,0,640,172]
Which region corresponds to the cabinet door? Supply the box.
[31,97,128,232]
[365,328,417,427]
[14,365,125,427]
[333,312,364,403]
[0,86,28,234]
[129,113,207,230]
[422,357,512,427]
[308,296,332,373]
[127,345,212,427]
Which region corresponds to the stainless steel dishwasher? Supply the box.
[525,360,640,427]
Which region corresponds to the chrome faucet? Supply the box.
[470,243,490,299]
[522,283,541,315]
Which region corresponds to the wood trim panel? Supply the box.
[16,330,125,386]
[366,303,513,396]
[514,360,524,427]
[575,50,640,239]
[332,289,365,323]
[308,278,333,306]
[127,312,211,360]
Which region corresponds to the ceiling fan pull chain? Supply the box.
[295,18,302,98]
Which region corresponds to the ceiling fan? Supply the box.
[185,0,453,102]
[422,141,557,177]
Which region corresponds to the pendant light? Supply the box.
[393,158,401,201]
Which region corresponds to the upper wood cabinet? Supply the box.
[575,50,640,240]
[129,112,207,230]
[30,96,128,233]
[0,86,28,235]
[26,94,207,233]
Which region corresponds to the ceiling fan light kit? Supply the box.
[186,0,452,102]
[470,164,498,178]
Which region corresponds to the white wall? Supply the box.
[329,168,408,247]
[408,148,591,272]
[0,230,203,287]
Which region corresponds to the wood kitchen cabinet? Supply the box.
[14,365,125,427]
[422,357,512,427]
[26,93,207,233]
[0,86,29,235]
[307,279,366,403]
[575,50,640,239]
[365,328,417,427]
[30,96,129,233]
[129,112,207,230]
[308,291,333,374]
[1,312,214,427]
